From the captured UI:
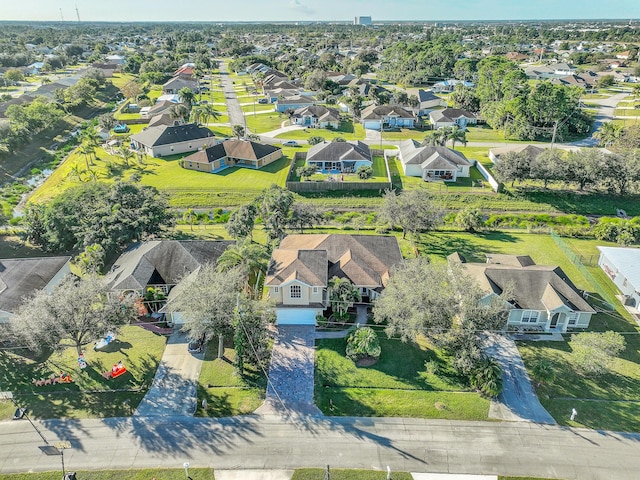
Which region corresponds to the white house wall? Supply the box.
[149,138,213,158]
[598,252,639,305]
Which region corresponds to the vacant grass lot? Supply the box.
[196,342,266,417]
[275,121,367,141]
[0,326,166,420]
[30,142,294,208]
[246,112,288,132]
[241,104,275,112]
[381,127,428,141]
[315,334,490,420]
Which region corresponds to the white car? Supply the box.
[282,140,299,147]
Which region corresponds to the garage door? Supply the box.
[276,308,317,325]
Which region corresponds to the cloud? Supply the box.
[290,0,315,16]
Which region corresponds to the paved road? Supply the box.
[219,62,244,127]
[483,334,556,424]
[571,91,630,147]
[1,415,640,479]
[134,330,204,417]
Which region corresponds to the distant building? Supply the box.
[354,16,372,26]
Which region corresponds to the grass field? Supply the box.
[241,104,275,113]
[245,112,288,133]
[289,156,388,183]
[315,334,490,419]
[0,326,166,420]
[196,341,266,417]
[381,127,428,141]
[0,469,215,480]
[275,121,367,141]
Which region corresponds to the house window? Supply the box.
[313,287,319,294]
[521,310,540,323]
[290,285,302,299]
[274,287,280,293]
[568,313,578,325]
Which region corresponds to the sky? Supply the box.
[2,0,640,23]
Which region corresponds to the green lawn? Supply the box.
[110,73,136,90]
[275,121,366,141]
[0,469,214,480]
[245,112,288,133]
[29,145,294,208]
[381,127,429,141]
[241,103,275,112]
[196,341,266,417]
[315,334,490,420]
[388,158,492,194]
[614,108,640,117]
[0,326,166,420]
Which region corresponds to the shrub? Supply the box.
[470,357,503,397]
[345,326,381,362]
[570,331,626,376]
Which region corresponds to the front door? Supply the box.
[550,313,559,329]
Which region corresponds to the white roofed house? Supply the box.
[290,105,340,129]
[598,247,640,317]
[398,140,471,182]
[306,140,372,174]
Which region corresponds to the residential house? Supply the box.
[432,79,474,93]
[105,240,234,325]
[162,77,199,95]
[130,123,215,157]
[91,63,119,77]
[450,253,595,333]
[360,105,415,130]
[553,62,577,76]
[398,140,471,181]
[505,52,528,62]
[182,139,283,173]
[415,89,446,115]
[306,140,372,173]
[489,144,545,164]
[0,256,71,324]
[266,234,402,325]
[173,63,195,79]
[105,54,125,65]
[290,105,340,129]
[265,88,302,103]
[275,95,317,113]
[143,100,179,119]
[23,62,45,75]
[597,247,640,314]
[148,113,183,128]
[429,108,477,130]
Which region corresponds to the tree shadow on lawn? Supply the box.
[417,231,519,260]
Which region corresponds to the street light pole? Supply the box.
[183,462,190,479]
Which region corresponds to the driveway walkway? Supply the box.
[254,325,321,416]
[134,330,204,417]
[315,305,368,339]
[219,61,243,127]
[483,333,556,424]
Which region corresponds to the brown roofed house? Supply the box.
[182,139,283,173]
[266,234,402,325]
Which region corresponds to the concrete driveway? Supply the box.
[255,325,320,416]
[483,333,556,424]
[134,330,205,417]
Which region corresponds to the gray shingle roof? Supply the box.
[307,140,371,163]
[291,105,340,123]
[105,240,234,291]
[429,108,476,123]
[0,256,71,314]
[452,254,595,313]
[399,140,471,169]
[131,123,214,148]
[361,104,414,120]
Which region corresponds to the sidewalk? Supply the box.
[214,471,497,480]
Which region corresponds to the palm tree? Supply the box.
[118,144,134,167]
[169,104,189,123]
[447,126,468,150]
[232,124,245,139]
[191,106,204,125]
[328,277,361,321]
[178,87,196,110]
[183,208,197,231]
[202,104,220,124]
[593,122,622,147]
[423,131,445,146]
[216,240,270,297]
[79,141,95,170]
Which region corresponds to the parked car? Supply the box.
[282,140,299,147]
[188,335,206,353]
[257,98,268,104]
[113,124,130,134]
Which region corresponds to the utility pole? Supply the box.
[75,5,80,22]
[59,8,64,22]
[550,120,558,149]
